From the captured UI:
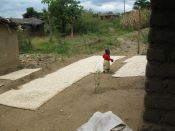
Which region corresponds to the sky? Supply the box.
[0,0,136,18]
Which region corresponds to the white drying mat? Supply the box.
[124,55,146,63]
[0,68,41,80]
[0,56,125,110]
[113,55,147,77]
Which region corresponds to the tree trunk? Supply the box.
[48,13,53,42]
[141,0,175,130]
[137,9,141,54]
[71,24,74,38]
[62,20,66,36]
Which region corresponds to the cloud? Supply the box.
[80,0,135,13]
[0,0,46,18]
[0,0,135,18]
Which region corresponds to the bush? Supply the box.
[74,12,100,34]
[120,9,150,30]
[31,37,70,55]
[17,31,32,54]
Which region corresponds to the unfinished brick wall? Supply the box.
[142,0,175,130]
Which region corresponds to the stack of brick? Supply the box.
[142,0,175,130]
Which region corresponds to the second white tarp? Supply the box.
[0,68,41,80]
[113,55,147,77]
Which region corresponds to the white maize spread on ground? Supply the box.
[113,55,147,77]
[0,56,124,110]
[0,68,41,80]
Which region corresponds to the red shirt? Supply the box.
[103,53,112,61]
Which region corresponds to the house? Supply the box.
[0,17,19,74]
[10,17,44,37]
[97,13,120,20]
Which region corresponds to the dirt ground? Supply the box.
[0,56,145,131]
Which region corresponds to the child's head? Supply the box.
[105,49,110,54]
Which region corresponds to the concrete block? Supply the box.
[146,62,169,77]
[143,110,161,123]
[145,78,165,93]
[147,47,166,62]
[144,93,175,110]
[150,10,172,27]
[151,0,175,9]
[149,29,175,44]
[141,124,175,131]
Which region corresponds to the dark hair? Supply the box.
[105,49,110,54]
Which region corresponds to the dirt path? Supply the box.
[0,57,145,131]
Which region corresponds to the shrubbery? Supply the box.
[17,31,32,53]
[73,11,100,34]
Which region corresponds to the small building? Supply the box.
[97,13,120,20]
[0,17,19,74]
[10,17,44,37]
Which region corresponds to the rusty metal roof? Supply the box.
[0,16,17,27]
[10,17,44,26]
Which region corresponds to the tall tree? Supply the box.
[65,0,83,37]
[42,0,83,37]
[41,0,55,41]
[23,7,40,18]
[133,0,150,9]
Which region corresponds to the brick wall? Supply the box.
[142,0,175,130]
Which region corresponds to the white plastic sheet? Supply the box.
[77,111,132,131]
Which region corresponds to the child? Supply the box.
[102,49,114,73]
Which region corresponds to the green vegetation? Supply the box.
[42,0,83,37]
[19,0,149,55]
[23,7,41,18]
[18,31,32,53]
[119,28,149,44]
[133,0,151,10]
[18,17,134,55]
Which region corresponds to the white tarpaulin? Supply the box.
[0,56,125,110]
[77,111,132,131]
[113,55,147,77]
[0,68,41,80]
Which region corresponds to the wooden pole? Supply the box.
[47,3,53,42]
[137,8,141,54]
[124,0,126,13]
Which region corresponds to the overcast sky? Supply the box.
[0,0,135,18]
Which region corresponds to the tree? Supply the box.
[133,0,150,10]
[42,0,83,37]
[23,7,40,18]
[66,0,83,37]
[41,0,54,41]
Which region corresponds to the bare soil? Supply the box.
[0,56,145,131]
[0,34,147,131]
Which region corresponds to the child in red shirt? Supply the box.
[102,49,113,73]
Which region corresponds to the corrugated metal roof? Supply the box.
[0,16,17,27]
[10,17,44,26]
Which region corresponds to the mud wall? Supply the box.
[0,24,19,74]
[142,0,175,130]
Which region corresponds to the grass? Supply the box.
[119,28,149,44]
[31,37,69,54]
[30,33,119,56]
[19,18,142,56]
